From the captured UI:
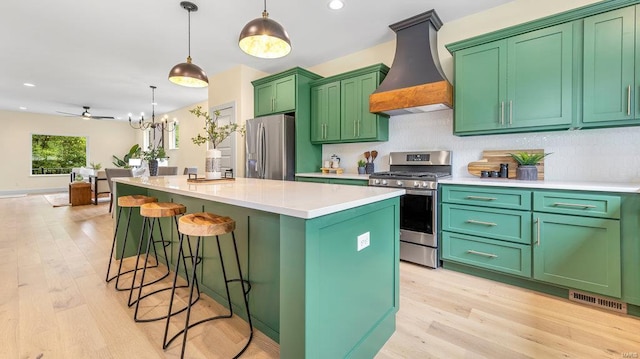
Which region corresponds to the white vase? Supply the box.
[205,149,222,179]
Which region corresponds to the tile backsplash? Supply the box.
[322,109,640,183]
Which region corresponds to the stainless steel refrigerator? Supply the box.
[245,114,295,180]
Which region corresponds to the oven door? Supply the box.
[399,189,437,248]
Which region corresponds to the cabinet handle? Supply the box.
[357,120,361,137]
[467,250,498,258]
[628,85,631,116]
[500,101,505,126]
[323,124,326,139]
[466,219,497,226]
[353,120,357,137]
[324,124,327,139]
[509,100,513,125]
[536,217,541,246]
[552,202,596,209]
[465,195,497,201]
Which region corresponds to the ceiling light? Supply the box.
[168,1,209,88]
[23,83,35,87]
[238,0,291,59]
[129,86,176,134]
[19,106,27,110]
[328,0,344,10]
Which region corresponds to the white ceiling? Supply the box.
[0,0,514,121]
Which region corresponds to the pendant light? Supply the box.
[168,1,208,88]
[238,0,291,59]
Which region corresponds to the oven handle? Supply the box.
[405,189,434,196]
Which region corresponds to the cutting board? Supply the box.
[467,149,545,180]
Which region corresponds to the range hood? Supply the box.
[369,10,453,116]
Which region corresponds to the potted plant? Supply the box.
[190,105,245,179]
[357,159,366,174]
[142,146,167,176]
[509,152,552,180]
[112,144,142,168]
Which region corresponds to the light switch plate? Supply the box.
[357,232,370,251]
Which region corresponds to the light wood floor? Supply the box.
[1,194,639,358]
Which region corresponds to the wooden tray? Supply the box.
[187,177,235,183]
[467,149,545,180]
[320,167,344,174]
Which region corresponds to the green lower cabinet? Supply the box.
[441,203,532,244]
[295,176,368,186]
[533,212,621,297]
[442,232,532,278]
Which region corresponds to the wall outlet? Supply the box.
[357,232,370,252]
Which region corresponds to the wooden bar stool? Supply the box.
[105,194,157,291]
[128,202,193,323]
[163,212,254,359]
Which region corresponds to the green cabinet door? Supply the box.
[454,39,507,134]
[341,72,389,142]
[533,213,621,297]
[310,81,341,143]
[507,22,574,128]
[273,75,296,113]
[583,6,635,125]
[254,74,296,117]
[254,82,275,117]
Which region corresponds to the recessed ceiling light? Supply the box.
[328,0,344,10]
[23,83,35,87]
[19,106,27,110]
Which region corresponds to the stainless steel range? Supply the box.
[369,151,452,268]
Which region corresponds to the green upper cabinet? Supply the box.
[252,68,323,173]
[310,81,341,142]
[582,6,637,126]
[454,22,574,135]
[454,40,507,133]
[310,64,389,144]
[254,74,296,117]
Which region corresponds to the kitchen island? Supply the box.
[112,176,404,358]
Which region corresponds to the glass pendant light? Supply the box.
[238,0,291,59]
[168,1,209,88]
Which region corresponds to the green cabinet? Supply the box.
[454,22,574,135]
[254,74,296,117]
[533,191,621,297]
[310,81,341,142]
[295,176,368,186]
[441,186,533,278]
[533,213,621,297]
[252,68,323,173]
[582,6,638,126]
[310,64,389,144]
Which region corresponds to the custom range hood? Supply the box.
[369,10,453,116]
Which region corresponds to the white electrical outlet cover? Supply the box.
[357,232,370,251]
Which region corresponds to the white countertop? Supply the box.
[114,176,404,219]
[439,177,640,193]
[295,172,370,180]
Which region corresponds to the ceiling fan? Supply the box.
[56,106,115,120]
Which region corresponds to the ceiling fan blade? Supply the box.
[91,115,116,120]
[56,111,80,116]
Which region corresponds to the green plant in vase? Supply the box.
[357,159,366,174]
[190,105,245,179]
[509,152,552,180]
[142,146,168,176]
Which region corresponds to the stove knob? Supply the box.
[381,180,388,186]
[396,181,403,187]
[422,181,429,188]
[413,181,420,188]
[373,179,380,185]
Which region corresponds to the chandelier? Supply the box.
[128,85,175,132]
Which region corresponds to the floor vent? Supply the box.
[568,290,627,314]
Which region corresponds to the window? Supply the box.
[168,120,179,149]
[31,134,87,175]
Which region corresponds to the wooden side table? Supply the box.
[69,182,91,206]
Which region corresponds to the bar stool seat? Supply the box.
[105,194,157,291]
[129,202,193,323]
[163,212,254,359]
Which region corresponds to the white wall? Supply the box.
[0,109,137,194]
[315,0,640,183]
